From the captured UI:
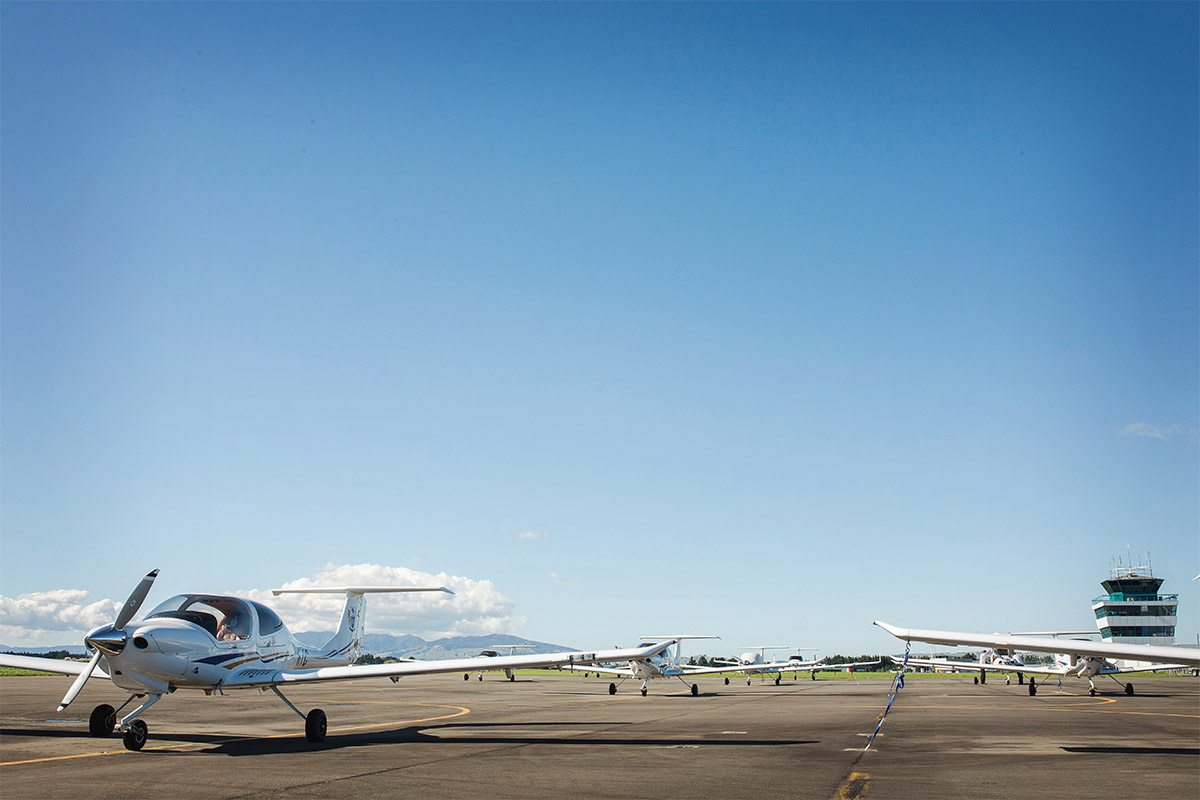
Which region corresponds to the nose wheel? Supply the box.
[122,719,148,751]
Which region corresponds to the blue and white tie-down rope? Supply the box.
[864,643,909,750]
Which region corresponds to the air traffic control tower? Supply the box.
[1091,556,1177,646]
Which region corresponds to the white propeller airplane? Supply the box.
[471,643,534,681]
[0,570,680,751]
[562,635,723,696]
[713,647,883,685]
[875,620,1200,697]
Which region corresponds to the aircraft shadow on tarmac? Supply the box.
[204,722,819,757]
[1060,746,1200,756]
[1,722,818,758]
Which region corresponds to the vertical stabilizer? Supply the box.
[272,585,453,668]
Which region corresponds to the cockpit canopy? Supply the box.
[145,594,283,641]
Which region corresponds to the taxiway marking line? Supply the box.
[0,704,470,766]
[836,771,869,799]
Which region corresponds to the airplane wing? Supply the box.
[793,659,882,672]
[559,664,633,677]
[1097,662,1193,675]
[657,664,743,676]
[874,621,1200,667]
[224,641,674,688]
[0,653,111,678]
[902,656,1068,677]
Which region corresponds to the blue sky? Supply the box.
[2,3,1197,655]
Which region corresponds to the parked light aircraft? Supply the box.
[714,646,798,685]
[712,647,879,685]
[0,570,680,751]
[561,635,723,696]
[875,620,1199,697]
[471,644,534,681]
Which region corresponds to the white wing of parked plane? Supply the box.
[903,655,1184,678]
[256,643,671,687]
[874,621,1200,667]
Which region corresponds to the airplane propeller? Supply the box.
[58,569,159,711]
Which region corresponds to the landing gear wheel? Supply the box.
[509,674,515,682]
[775,676,781,685]
[122,719,148,751]
[973,676,979,685]
[478,674,482,681]
[89,704,116,737]
[608,683,617,695]
[641,688,647,697]
[1028,682,1037,696]
[747,679,751,686]
[464,673,470,681]
[724,677,729,685]
[305,708,327,743]
[690,683,698,696]
[1089,688,1096,697]
[1125,683,1134,696]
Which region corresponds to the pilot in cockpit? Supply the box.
[216,611,247,641]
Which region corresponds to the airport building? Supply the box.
[1091,557,1177,646]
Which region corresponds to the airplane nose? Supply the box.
[85,625,128,656]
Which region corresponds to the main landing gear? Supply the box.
[93,687,331,751]
[89,704,116,737]
[305,709,328,743]
[87,693,162,751]
[272,686,327,743]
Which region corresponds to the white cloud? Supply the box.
[517,530,546,540]
[240,563,526,637]
[0,589,120,642]
[549,571,577,588]
[1119,422,1196,441]
[0,563,526,644]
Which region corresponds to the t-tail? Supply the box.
[272,585,453,668]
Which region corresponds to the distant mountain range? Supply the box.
[3,633,573,661]
[293,632,575,660]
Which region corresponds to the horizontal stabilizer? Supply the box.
[639,635,720,641]
[272,586,454,596]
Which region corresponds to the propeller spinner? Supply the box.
[58,569,159,711]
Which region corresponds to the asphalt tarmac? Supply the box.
[1,672,1196,798]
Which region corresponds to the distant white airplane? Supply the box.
[713,647,881,685]
[562,635,723,696]
[471,644,534,681]
[0,570,680,750]
[875,621,1199,696]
